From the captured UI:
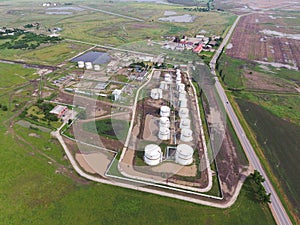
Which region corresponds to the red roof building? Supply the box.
[193,44,203,53]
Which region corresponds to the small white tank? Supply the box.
[179,98,188,108]
[180,128,193,142]
[94,65,100,71]
[179,107,189,119]
[175,144,194,165]
[160,81,168,90]
[160,106,170,117]
[150,88,163,100]
[164,73,172,83]
[179,90,187,101]
[180,118,191,129]
[78,61,85,68]
[177,83,185,91]
[159,117,170,128]
[144,144,162,166]
[158,127,170,140]
[85,62,93,70]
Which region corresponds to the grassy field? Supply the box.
[0,62,37,89]
[236,98,300,218]
[82,118,129,140]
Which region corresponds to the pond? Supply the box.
[158,14,194,23]
[71,51,111,65]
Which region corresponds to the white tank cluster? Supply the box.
[78,61,85,68]
[160,81,168,90]
[159,117,170,128]
[160,106,170,117]
[180,118,191,129]
[144,144,162,166]
[175,144,194,165]
[151,88,163,100]
[158,127,170,140]
[180,128,193,142]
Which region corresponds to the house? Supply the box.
[193,44,203,53]
[112,89,122,101]
[50,105,68,118]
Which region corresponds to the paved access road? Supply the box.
[210,16,292,225]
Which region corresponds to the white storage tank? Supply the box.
[180,128,193,142]
[144,144,162,166]
[159,117,170,128]
[160,106,170,117]
[164,73,172,83]
[160,81,168,90]
[177,83,185,91]
[180,118,191,129]
[94,64,100,71]
[179,107,189,119]
[78,61,85,68]
[85,62,93,70]
[150,88,163,100]
[158,127,170,140]
[178,90,186,101]
[175,144,194,165]
[179,98,188,108]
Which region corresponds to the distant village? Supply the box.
[161,32,222,54]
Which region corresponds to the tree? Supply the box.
[2,105,8,111]
[249,170,271,203]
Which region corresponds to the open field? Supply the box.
[0,62,37,89]
[236,98,300,218]
[217,54,300,91]
[226,13,300,69]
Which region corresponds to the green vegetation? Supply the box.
[82,118,129,140]
[249,170,271,203]
[0,29,62,50]
[0,62,37,90]
[236,98,300,217]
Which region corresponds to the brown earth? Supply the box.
[226,13,300,69]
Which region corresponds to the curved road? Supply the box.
[210,15,292,225]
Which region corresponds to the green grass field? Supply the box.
[82,118,129,140]
[0,62,37,89]
[236,98,300,218]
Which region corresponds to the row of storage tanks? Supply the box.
[78,61,100,70]
[143,143,194,166]
[144,70,194,166]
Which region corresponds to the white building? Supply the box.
[175,144,194,165]
[94,65,100,71]
[150,88,163,100]
[177,83,185,92]
[180,128,193,142]
[50,105,68,118]
[180,118,191,129]
[144,144,162,166]
[160,106,171,117]
[158,127,170,140]
[178,90,186,101]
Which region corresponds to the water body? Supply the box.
[46,12,73,15]
[159,14,194,23]
[71,51,111,65]
[47,6,84,11]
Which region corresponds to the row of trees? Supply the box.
[249,170,271,203]
[0,30,62,50]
